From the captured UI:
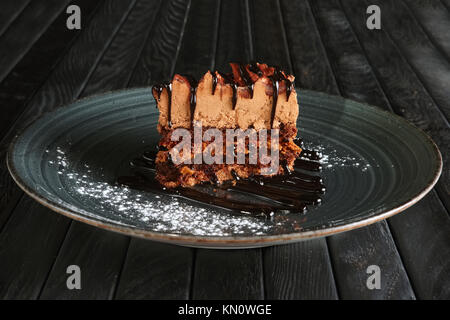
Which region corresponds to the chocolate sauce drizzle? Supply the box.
[152,82,172,125]
[118,148,325,218]
[248,62,263,76]
[152,63,295,127]
[211,71,238,109]
[238,63,255,98]
[183,75,198,123]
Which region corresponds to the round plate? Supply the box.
[7,88,442,248]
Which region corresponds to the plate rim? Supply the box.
[6,88,443,247]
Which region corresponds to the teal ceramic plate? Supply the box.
[7,88,442,248]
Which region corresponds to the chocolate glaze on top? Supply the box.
[248,61,263,76]
[211,71,238,109]
[152,82,172,125]
[183,75,198,123]
[152,63,295,128]
[238,63,255,98]
[118,148,325,218]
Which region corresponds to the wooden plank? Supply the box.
[308,0,390,107]
[280,0,338,92]
[0,0,138,300]
[113,0,195,300]
[253,0,338,300]
[214,0,251,71]
[341,0,450,299]
[248,0,291,69]
[0,196,71,299]
[0,0,71,83]
[0,0,102,140]
[403,0,450,60]
[128,0,191,86]
[389,192,450,299]
[0,0,31,38]
[39,223,129,300]
[38,0,164,300]
[172,0,221,78]
[264,241,337,299]
[328,224,415,299]
[303,0,416,299]
[193,249,264,299]
[82,0,163,96]
[115,240,193,299]
[376,0,450,121]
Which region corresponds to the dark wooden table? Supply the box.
[0,0,449,300]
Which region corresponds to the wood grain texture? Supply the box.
[306,0,416,299]
[3,0,136,128]
[328,224,415,299]
[342,0,450,299]
[39,223,129,300]
[0,196,71,299]
[172,0,221,78]
[115,240,193,299]
[248,0,291,70]
[389,192,450,299]
[128,0,191,86]
[0,0,31,38]
[112,0,195,300]
[0,0,138,299]
[0,0,102,140]
[280,0,338,93]
[38,0,164,300]
[253,0,338,300]
[214,0,251,71]
[308,0,390,107]
[81,0,163,97]
[403,0,450,60]
[193,249,264,299]
[0,0,71,83]
[377,0,450,121]
[264,241,338,299]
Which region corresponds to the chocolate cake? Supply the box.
[152,62,302,188]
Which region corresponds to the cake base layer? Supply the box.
[155,125,301,188]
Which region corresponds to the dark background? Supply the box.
[0,0,449,299]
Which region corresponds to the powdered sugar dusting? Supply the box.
[302,142,371,172]
[45,142,371,236]
[47,148,276,236]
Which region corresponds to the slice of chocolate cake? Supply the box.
[152,62,302,188]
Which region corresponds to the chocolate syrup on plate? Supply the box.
[118,148,325,219]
